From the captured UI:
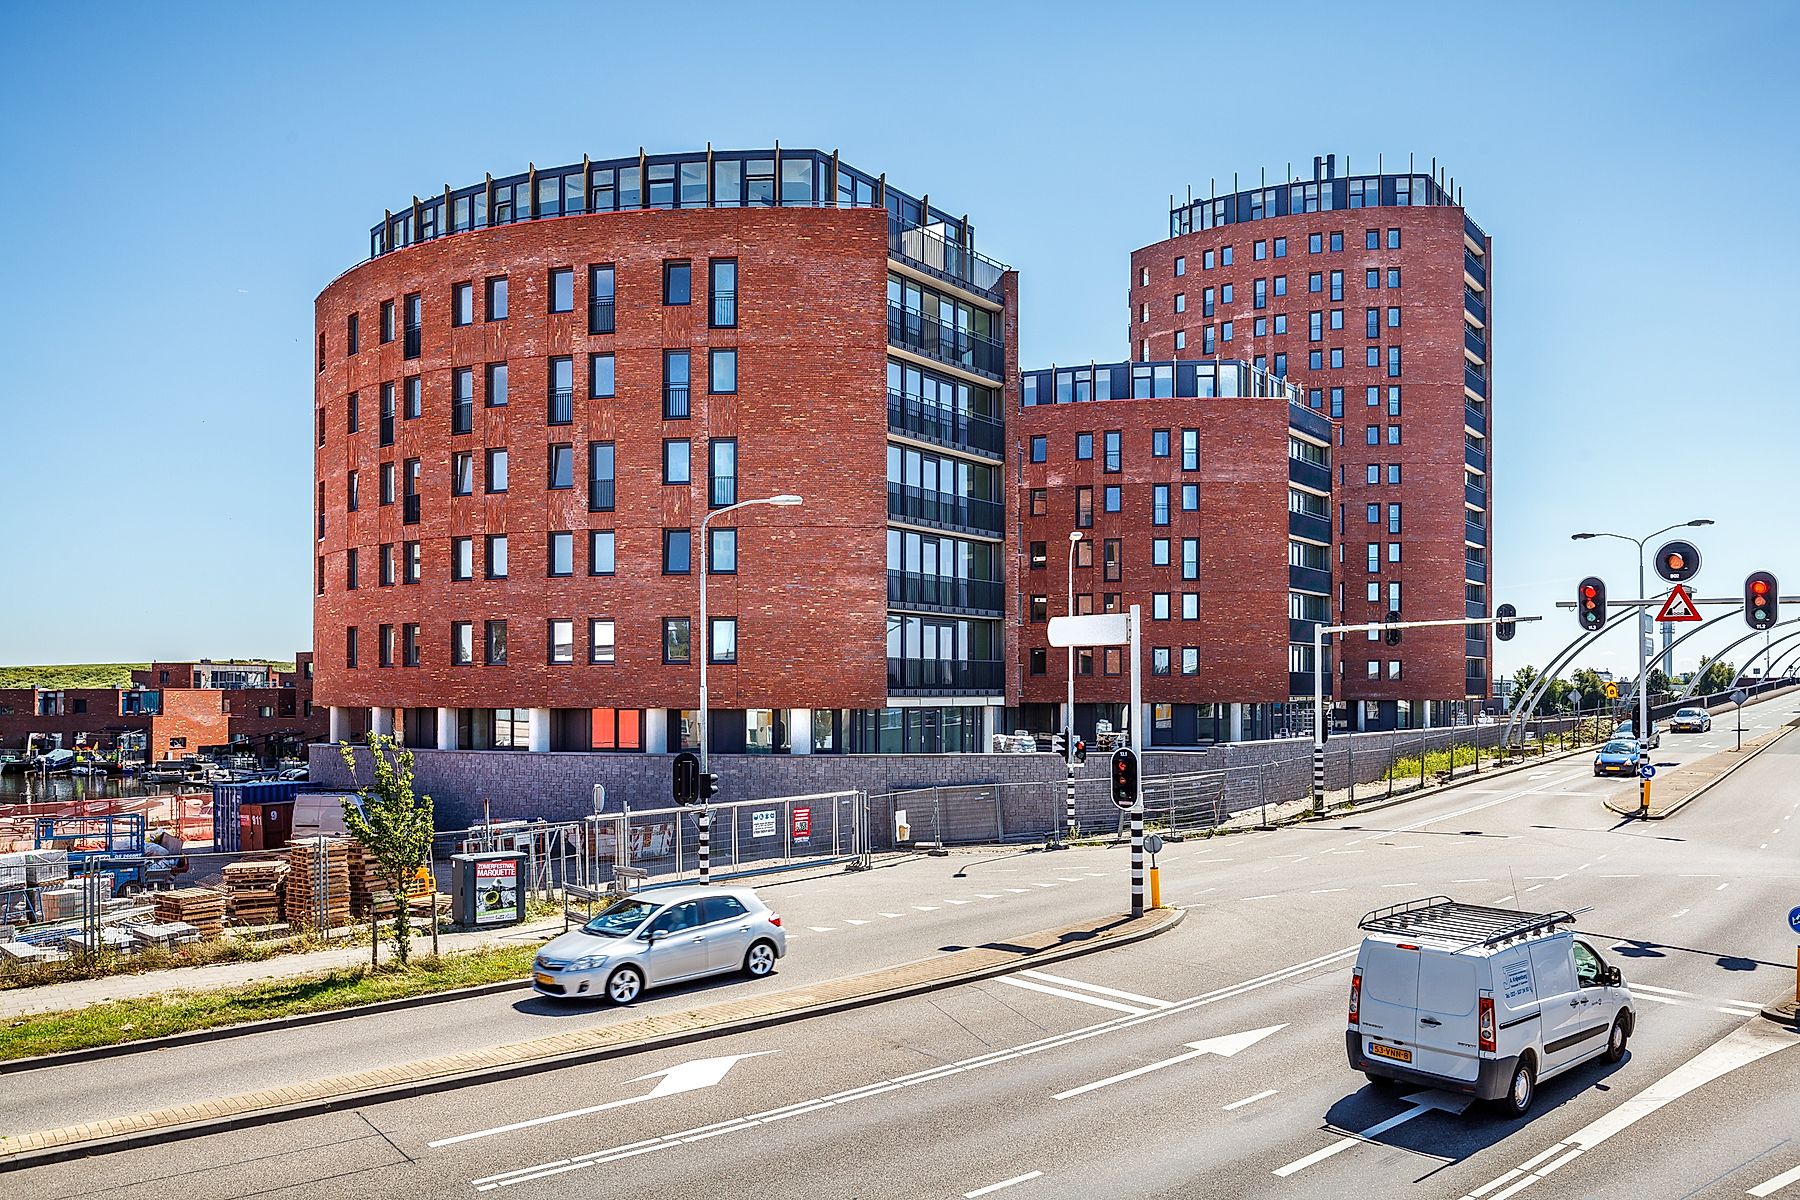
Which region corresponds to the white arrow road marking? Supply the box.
[429,1053,773,1148]
[999,976,1149,1015]
[466,947,1356,1191]
[1455,1018,1800,1200]
[1018,970,1173,1009]
[1749,1161,1800,1197]
[1055,1025,1287,1100]
[1274,1090,1471,1176]
[965,1171,1043,1197]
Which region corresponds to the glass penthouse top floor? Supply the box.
[366,146,1010,298]
[1020,359,1304,408]
[1168,164,1487,243]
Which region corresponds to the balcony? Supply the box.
[1288,510,1331,543]
[888,216,1007,300]
[1289,564,1332,594]
[887,302,1004,379]
[1465,520,1487,546]
[1466,636,1489,657]
[1464,327,1486,362]
[887,392,1003,459]
[1464,363,1488,399]
[588,479,616,512]
[548,388,574,426]
[1464,252,1487,289]
[1465,442,1486,472]
[1464,289,1487,326]
[1465,482,1486,509]
[1289,618,1327,645]
[403,495,420,526]
[886,570,1003,614]
[887,657,1003,695]
[710,477,736,508]
[1290,671,1332,699]
[710,291,737,329]
[1465,559,1487,583]
[1464,404,1486,435]
[1288,458,1331,494]
[663,385,690,420]
[886,483,1003,536]
[1466,600,1488,620]
[589,299,615,335]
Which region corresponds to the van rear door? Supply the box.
[1357,939,1421,1064]
[1413,950,1480,1083]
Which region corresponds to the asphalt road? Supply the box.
[6,695,1799,1199]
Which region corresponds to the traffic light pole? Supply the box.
[1311,614,1539,813]
[1129,605,1143,918]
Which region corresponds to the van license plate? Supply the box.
[1369,1043,1413,1063]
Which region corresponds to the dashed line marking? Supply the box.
[1223,1089,1279,1111]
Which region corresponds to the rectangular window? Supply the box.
[485,619,507,665]
[1152,484,1170,525]
[1104,485,1121,513]
[1387,346,1402,377]
[1030,488,1047,517]
[481,361,506,409]
[346,312,359,356]
[1387,424,1402,444]
[345,391,359,433]
[345,625,359,668]
[346,470,360,512]
[663,260,691,306]
[1181,647,1199,676]
[485,275,508,321]
[1103,430,1121,472]
[709,347,737,394]
[451,621,473,665]
[1366,464,1380,485]
[449,450,472,497]
[380,299,395,343]
[549,267,574,313]
[452,282,473,326]
[663,617,691,664]
[664,350,691,418]
[1076,432,1093,461]
[589,441,615,511]
[1367,268,1380,289]
[663,438,691,484]
[709,258,737,328]
[1029,648,1047,675]
[1030,540,1047,569]
[588,264,614,333]
[1182,593,1199,620]
[1181,483,1199,511]
[708,527,737,574]
[1174,255,1185,276]
[452,536,472,581]
[403,375,421,419]
[1388,464,1402,484]
[589,352,615,398]
[1152,429,1170,457]
[1152,538,1170,566]
[1366,345,1380,367]
[1152,648,1171,676]
[486,447,508,492]
[548,531,574,577]
[486,533,508,579]
[547,356,573,424]
[1029,595,1048,623]
[403,539,420,584]
[589,530,615,575]
[1075,487,1093,528]
[379,462,395,505]
[709,617,737,664]
[1330,231,1344,252]
[1367,543,1380,573]
[1030,436,1047,463]
[1329,271,1343,301]
[403,623,420,667]
[1181,430,1199,471]
[1181,538,1199,580]
[709,438,737,508]
[548,619,574,665]
[1174,293,1186,314]
[589,618,615,664]
[1387,227,1401,249]
[663,528,691,574]
[1387,268,1401,288]
[1388,542,1402,563]
[403,293,420,358]
[345,547,359,590]
[378,383,395,446]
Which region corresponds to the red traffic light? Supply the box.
[1582,585,1597,599]
[1752,579,1770,596]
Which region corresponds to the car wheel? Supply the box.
[1606,1015,1629,1063]
[1496,1057,1536,1117]
[605,964,645,1005]
[743,940,777,978]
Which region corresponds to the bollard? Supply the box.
[1150,866,1162,909]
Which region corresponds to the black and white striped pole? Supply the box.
[1312,623,1327,814]
[1128,604,1144,917]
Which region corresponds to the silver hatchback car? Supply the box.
[532,885,787,1004]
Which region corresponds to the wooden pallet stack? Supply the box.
[221,858,289,926]
[285,838,352,930]
[152,887,227,939]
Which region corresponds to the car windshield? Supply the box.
[1601,740,1635,755]
[1677,709,1701,718]
[582,898,660,938]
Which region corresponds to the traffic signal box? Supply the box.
[673,751,699,804]
[1579,577,1607,631]
[1746,572,1778,630]
[1111,747,1139,807]
[1496,602,1517,642]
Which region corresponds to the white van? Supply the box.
[1346,897,1636,1116]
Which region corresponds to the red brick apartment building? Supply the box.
[1128,157,1492,729]
[314,147,1017,756]
[0,654,323,761]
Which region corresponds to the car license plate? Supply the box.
[534,973,555,986]
[1369,1042,1413,1063]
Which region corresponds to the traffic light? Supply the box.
[1110,747,1139,807]
[1385,611,1402,646]
[1495,603,1517,642]
[1578,577,1606,632]
[1071,735,1087,766]
[1050,731,1067,756]
[699,768,720,802]
[672,751,700,805]
[1746,571,1778,630]
[1654,540,1702,583]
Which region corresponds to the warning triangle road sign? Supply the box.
[1655,584,1702,623]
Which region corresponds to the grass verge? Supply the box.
[0,943,537,1061]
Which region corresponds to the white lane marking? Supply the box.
[976,894,1002,900]
[1525,884,1545,893]
[1453,878,1491,884]
[1274,1093,1464,1177]
[878,912,904,918]
[1311,888,1348,894]
[965,1171,1042,1198]
[468,947,1358,1190]
[943,899,971,905]
[1749,1160,1800,1197]
[1033,882,1058,888]
[998,976,1150,1015]
[809,926,836,933]
[1020,970,1173,1009]
[1576,863,1592,871]
[1326,849,1366,854]
[1006,888,1031,893]
[1057,877,1084,883]
[1600,873,1641,878]
[1239,894,1281,902]
[1631,991,1681,1006]
[1717,882,1731,891]
[913,906,939,912]
[1224,1089,1279,1111]
[845,919,869,926]
[432,1053,771,1147]
[1671,908,1690,919]
[1454,1019,1800,1200]
[1496,895,1515,904]
[1055,1025,1287,1100]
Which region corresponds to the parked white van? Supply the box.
[1346,897,1636,1116]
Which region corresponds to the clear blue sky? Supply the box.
[2,2,1796,681]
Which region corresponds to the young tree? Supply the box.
[338,733,435,965]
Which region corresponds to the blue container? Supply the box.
[212,781,303,852]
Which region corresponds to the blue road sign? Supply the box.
[1637,763,1656,780]
[1789,906,1800,936]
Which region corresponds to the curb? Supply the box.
[1290,740,1596,825]
[0,906,1183,1170]
[1602,721,1796,820]
[1760,998,1799,1029]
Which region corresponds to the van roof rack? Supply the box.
[1358,896,1575,950]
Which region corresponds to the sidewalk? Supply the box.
[0,906,1182,1167]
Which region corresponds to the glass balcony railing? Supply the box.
[885,570,1003,613]
[887,657,1003,693]
[888,216,1007,299]
[887,302,1004,378]
[886,483,1003,535]
[887,392,1003,458]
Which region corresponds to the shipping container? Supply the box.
[212,781,304,852]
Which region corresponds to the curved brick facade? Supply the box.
[312,206,892,716]
[1129,201,1492,713]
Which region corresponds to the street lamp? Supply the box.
[698,494,804,775]
[1570,519,1712,782]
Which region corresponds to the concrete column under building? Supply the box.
[328,706,349,742]
[644,708,669,754]
[437,707,460,751]
[1228,703,1244,743]
[527,707,551,752]
[369,707,393,737]
[788,708,812,755]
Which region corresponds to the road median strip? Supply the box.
[0,905,1182,1170]
[1602,718,1797,819]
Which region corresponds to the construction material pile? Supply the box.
[221,857,289,926]
[152,887,227,939]
[285,838,352,930]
